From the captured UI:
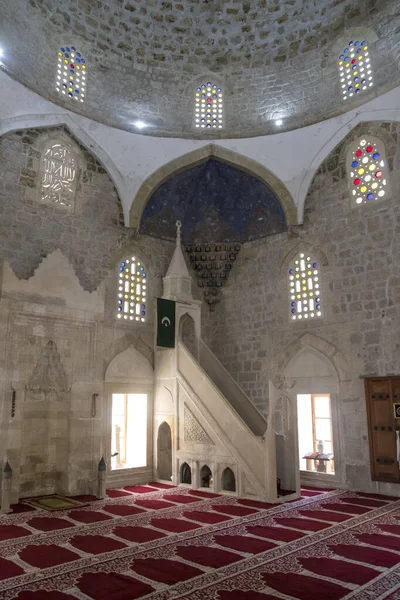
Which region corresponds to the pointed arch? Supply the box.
[0,113,127,220]
[221,467,236,492]
[129,144,297,229]
[200,464,212,488]
[272,333,349,384]
[103,334,153,379]
[180,462,192,485]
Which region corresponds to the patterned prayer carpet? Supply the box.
[1,483,400,599]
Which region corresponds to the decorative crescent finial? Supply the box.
[176,220,182,245]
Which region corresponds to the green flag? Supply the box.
[157,298,176,348]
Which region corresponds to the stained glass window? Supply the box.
[289,253,322,321]
[56,46,87,102]
[117,257,147,322]
[338,40,372,100]
[348,137,389,206]
[194,82,223,129]
[40,143,77,207]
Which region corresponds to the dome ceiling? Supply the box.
[1,0,399,138]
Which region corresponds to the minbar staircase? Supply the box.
[176,339,282,502]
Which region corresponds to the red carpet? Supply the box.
[1,486,400,599]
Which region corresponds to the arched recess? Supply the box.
[129,144,297,229]
[279,242,329,277]
[272,333,349,384]
[200,464,212,488]
[221,467,236,492]
[157,422,172,481]
[179,313,197,356]
[180,462,192,484]
[272,333,348,487]
[297,110,400,224]
[104,335,153,380]
[0,113,128,222]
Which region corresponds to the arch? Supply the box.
[180,462,192,485]
[0,114,127,222]
[221,467,236,492]
[297,110,400,224]
[280,242,329,276]
[200,464,212,488]
[103,335,153,380]
[272,333,349,384]
[129,145,297,229]
[157,422,172,481]
[105,347,153,383]
[179,313,196,356]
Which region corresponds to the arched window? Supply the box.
[347,136,390,206]
[56,46,87,103]
[40,142,77,207]
[338,39,372,101]
[194,82,223,130]
[288,253,322,321]
[117,257,147,322]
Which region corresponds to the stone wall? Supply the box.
[205,121,400,491]
[2,1,400,137]
[0,125,180,499]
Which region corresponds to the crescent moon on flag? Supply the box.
[161,316,171,327]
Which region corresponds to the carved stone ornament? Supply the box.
[26,340,69,402]
[184,404,214,445]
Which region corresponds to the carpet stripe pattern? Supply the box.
[0,484,400,598]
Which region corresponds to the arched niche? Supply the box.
[179,313,197,356]
[273,334,345,488]
[105,346,153,384]
[157,422,172,481]
[221,467,236,492]
[200,464,212,488]
[130,145,297,231]
[180,462,192,485]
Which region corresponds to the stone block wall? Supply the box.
[0,125,180,499]
[204,121,400,491]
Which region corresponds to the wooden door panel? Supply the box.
[365,378,399,483]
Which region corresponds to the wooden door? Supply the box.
[365,377,399,482]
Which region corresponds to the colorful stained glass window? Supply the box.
[289,253,322,321]
[117,257,147,322]
[56,46,87,103]
[348,137,389,206]
[40,143,77,207]
[338,40,372,100]
[195,82,223,129]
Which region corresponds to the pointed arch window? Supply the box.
[347,136,390,207]
[117,257,147,322]
[288,253,322,321]
[56,46,87,103]
[194,82,223,130]
[40,142,77,207]
[338,39,372,101]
